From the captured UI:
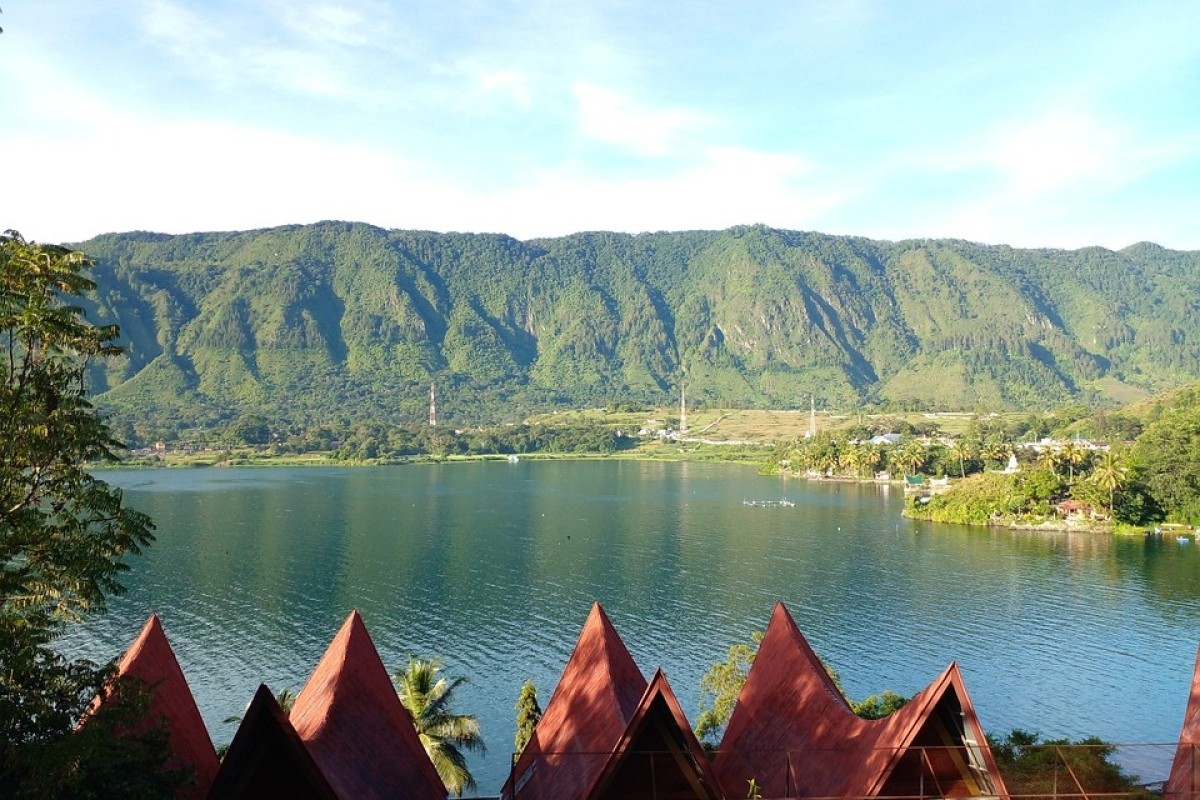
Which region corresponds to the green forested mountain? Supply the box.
[73,222,1200,443]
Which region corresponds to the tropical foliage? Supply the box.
[0,231,180,796]
[513,679,542,755]
[393,656,486,796]
[987,729,1156,800]
[1130,401,1200,522]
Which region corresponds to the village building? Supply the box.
[503,602,720,800]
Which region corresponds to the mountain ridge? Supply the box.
[72,222,1200,442]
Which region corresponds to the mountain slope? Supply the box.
[74,223,1200,441]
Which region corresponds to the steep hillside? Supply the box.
[74,223,1200,442]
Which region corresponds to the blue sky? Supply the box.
[2,1,1199,249]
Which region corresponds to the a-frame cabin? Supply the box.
[289,610,447,800]
[588,669,724,800]
[207,684,337,800]
[90,614,219,800]
[713,602,1006,800]
[503,602,649,800]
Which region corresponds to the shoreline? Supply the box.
[107,451,1173,538]
[107,442,772,470]
[774,469,1163,536]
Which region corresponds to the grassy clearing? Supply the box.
[526,407,1033,443]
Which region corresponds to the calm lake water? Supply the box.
[69,461,1200,793]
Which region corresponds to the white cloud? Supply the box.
[140,0,223,68]
[0,92,848,245]
[473,145,846,237]
[477,70,534,111]
[274,2,377,48]
[572,82,708,157]
[136,0,362,100]
[989,113,1123,194]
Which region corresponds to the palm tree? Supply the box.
[842,445,864,478]
[894,440,927,477]
[1061,442,1085,482]
[948,439,972,479]
[1090,450,1128,519]
[1037,447,1061,475]
[982,439,1012,470]
[393,656,486,796]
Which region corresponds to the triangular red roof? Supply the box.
[503,602,648,800]
[1166,646,1200,800]
[207,684,337,800]
[588,669,723,800]
[714,602,1006,799]
[99,614,219,800]
[289,610,446,800]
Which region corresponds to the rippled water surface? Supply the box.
[71,462,1200,792]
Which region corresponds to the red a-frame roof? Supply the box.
[207,684,337,800]
[714,602,1007,799]
[1166,645,1200,800]
[101,614,219,800]
[503,602,648,800]
[289,610,446,800]
[588,669,724,800]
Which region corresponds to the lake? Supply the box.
[69,461,1200,793]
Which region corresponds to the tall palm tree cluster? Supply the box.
[778,431,1140,521]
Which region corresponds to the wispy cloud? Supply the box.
[572,82,709,157]
[476,70,535,111]
[272,1,380,48]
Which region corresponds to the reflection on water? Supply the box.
[69,462,1200,793]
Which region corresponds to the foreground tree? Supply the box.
[393,656,486,796]
[695,633,760,746]
[0,232,179,795]
[513,679,542,755]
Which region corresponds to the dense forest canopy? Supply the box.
[70,222,1200,445]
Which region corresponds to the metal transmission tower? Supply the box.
[679,385,687,435]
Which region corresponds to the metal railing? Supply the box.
[497,743,1188,800]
